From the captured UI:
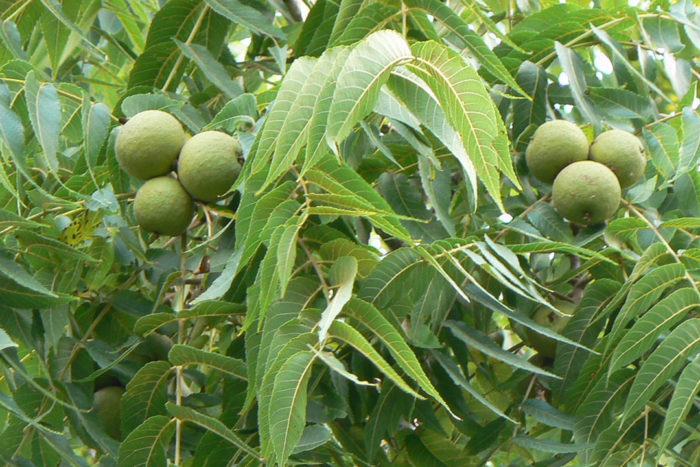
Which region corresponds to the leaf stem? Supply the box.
[174,233,188,465]
[623,200,700,295]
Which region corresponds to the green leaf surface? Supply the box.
[348,298,455,416]
[24,71,60,171]
[128,0,228,90]
[513,436,590,453]
[403,0,526,96]
[554,43,601,133]
[609,287,699,376]
[117,416,175,467]
[622,318,700,422]
[166,402,260,460]
[644,123,679,179]
[327,29,412,143]
[168,344,247,379]
[302,46,350,173]
[250,58,317,179]
[331,3,398,48]
[606,263,688,349]
[574,369,635,446]
[204,0,285,38]
[0,252,56,296]
[522,399,574,431]
[258,332,316,457]
[204,93,257,131]
[82,100,111,182]
[121,361,172,436]
[431,350,515,423]
[0,274,72,308]
[407,41,516,211]
[328,320,422,399]
[134,301,245,335]
[318,256,358,341]
[445,320,557,378]
[587,87,653,120]
[175,40,242,99]
[0,327,17,351]
[269,350,316,467]
[657,355,700,453]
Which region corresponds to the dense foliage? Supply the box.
[0,0,699,465]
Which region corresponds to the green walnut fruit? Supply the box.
[115,110,185,180]
[589,129,646,188]
[525,120,589,184]
[138,333,173,361]
[525,301,576,358]
[177,131,242,202]
[134,176,194,236]
[93,386,124,440]
[552,160,621,225]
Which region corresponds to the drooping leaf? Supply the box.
[644,123,679,179]
[553,279,619,400]
[0,252,56,297]
[166,403,260,460]
[330,3,399,48]
[407,41,518,211]
[168,344,247,380]
[431,350,515,423]
[513,436,590,454]
[117,416,175,467]
[327,320,422,399]
[121,361,172,436]
[258,333,317,458]
[574,369,635,446]
[445,320,557,378]
[512,61,547,144]
[204,0,285,39]
[269,350,316,467]
[175,40,243,99]
[300,46,351,173]
[522,399,574,431]
[82,100,111,185]
[0,275,72,308]
[305,154,411,241]
[622,318,700,422]
[24,71,61,172]
[128,0,228,91]
[606,263,688,350]
[553,43,601,133]
[249,57,317,180]
[657,355,700,454]
[347,298,455,416]
[134,301,245,335]
[318,256,357,341]
[608,287,699,376]
[326,30,412,144]
[403,0,527,97]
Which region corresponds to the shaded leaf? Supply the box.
[445,320,557,379]
[167,402,260,460]
[121,361,172,436]
[657,355,700,453]
[609,288,699,376]
[204,0,284,39]
[168,344,247,380]
[118,416,175,467]
[622,318,700,421]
